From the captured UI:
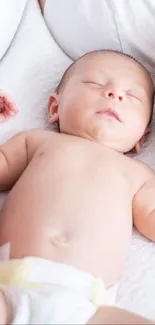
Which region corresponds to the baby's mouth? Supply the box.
[96,108,122,122]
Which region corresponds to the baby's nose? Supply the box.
[104,88,123,101]
[107,92,123,101]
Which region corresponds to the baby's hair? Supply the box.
[56,49,154,125]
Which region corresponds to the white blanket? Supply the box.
[0,0,155,320]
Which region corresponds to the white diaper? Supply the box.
[0,257,118,324]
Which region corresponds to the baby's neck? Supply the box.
[60,130,124,155]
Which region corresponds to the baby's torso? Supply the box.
[0,132,144,286]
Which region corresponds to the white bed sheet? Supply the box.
[0,0,155,320]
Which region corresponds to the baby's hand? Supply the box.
[0,90,18,122]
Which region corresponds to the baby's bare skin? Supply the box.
[0,90,18,122]
[0,129,153,287]
[0,51,154,290]
[0,51,155,324]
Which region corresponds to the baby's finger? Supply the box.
[5,101,18,113]
[0,92,18,113]
[0,98,4,105]
[4,103,18,114]
[3,110,14,121]
[0,114,8,123]
[0,103,4,110]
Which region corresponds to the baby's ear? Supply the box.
[132,126,150,155]
[48,93,59,124]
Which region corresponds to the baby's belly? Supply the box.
[47,216,132,287]
[0,149,133,287]
[0,193,132,287]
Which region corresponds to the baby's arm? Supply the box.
[0,129,48,191]
[133,164,155,241]
[0,131,29,191]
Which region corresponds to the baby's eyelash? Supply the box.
[83,81,103,87]
[127,92,141,101]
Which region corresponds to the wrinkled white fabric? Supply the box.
[0,0,27,61]
[0,258,102,324]
[44,0,155,84]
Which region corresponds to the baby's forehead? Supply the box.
[77,52,145,76]
[75,52,153,91]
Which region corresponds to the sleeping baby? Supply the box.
[0,50,154,324]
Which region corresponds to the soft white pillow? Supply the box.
[0,0,71,142]
[0,0,27,61]
[44,0,155,84]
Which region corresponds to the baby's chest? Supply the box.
[82,158,133,212]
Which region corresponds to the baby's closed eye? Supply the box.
[83,81,104,88]
[126,90,142,102]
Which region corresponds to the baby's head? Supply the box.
[48,50,154,153]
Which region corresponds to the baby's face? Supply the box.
[56,52,153,152]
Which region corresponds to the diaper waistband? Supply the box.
[0,257,111,307]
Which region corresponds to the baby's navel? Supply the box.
[50,230,71,247]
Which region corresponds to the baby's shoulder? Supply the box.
[126,155,155,190]
[27,128,57,142]
[26,129,57,160]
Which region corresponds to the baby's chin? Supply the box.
[91,135,133,153]
[58,125,134,153]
